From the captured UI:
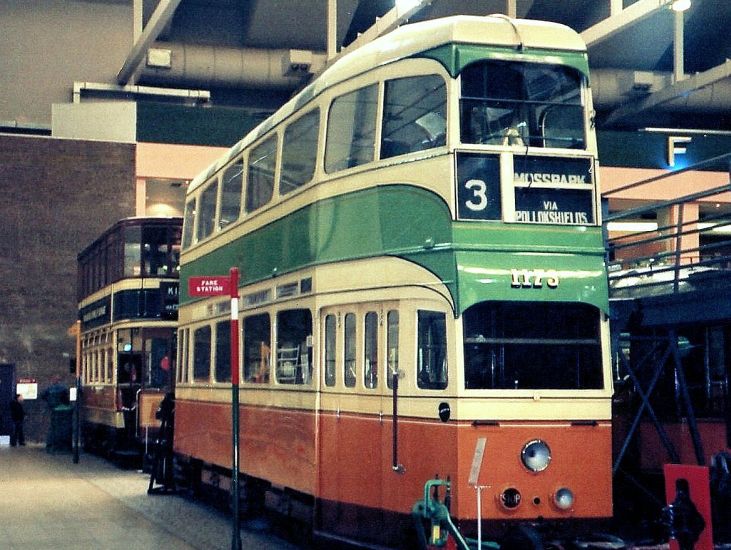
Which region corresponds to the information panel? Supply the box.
[513,156,595,225]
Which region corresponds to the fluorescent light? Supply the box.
[606,222,658,232]
[671,0,691,11]
[395,0,422,10]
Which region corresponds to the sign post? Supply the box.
[188,268,241,550]
[67,320,81,464]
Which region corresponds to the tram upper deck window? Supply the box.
[197,180,218,241]
[182,198,195,249]
[246,136,277,212]
[460,60,585,149]
[463,302,603,390]
[142,224,179,277]
[220,158,243,229]
[381,75,446,159]
[123,225,142,277]
[281,109,319,194]
[325,85,377,173]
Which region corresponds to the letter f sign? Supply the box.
[667,136,692,168]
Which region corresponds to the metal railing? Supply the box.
[605,152,731,299]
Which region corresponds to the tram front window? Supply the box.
[460,60,585,149]
[463,302,603,390]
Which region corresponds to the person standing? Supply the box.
[9,393,25,446]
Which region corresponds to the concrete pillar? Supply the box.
[658,202,699,265]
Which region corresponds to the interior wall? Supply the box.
[0,0,132,126]
[0,134,135,442]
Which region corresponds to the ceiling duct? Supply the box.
[591,67,731,113]
[139,42,328,90]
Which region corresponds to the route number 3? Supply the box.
[464,179,488,211]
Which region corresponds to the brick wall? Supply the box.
[0,135,135,443]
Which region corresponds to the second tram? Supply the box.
[174,15,613,547]
[77,217,180,459]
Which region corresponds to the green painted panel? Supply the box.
[417,44,590,78]
[180,186,454,303]
[136,103,270,147]
[455,250,608,315]
[181,185,608,316]
[452,221,604,253]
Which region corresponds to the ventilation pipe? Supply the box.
[139,42,328,90]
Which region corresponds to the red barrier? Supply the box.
[664,464,714,550]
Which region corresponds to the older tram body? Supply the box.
[77,217,180,458]
[175,16,613,546]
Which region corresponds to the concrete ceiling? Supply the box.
[123,0,731,131]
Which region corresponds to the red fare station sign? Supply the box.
[188,276,231,297]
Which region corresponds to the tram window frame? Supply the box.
[220,157,244,229]
[344,312,357,388]
[246,135,277,213]
[417,310,448,390]
[381,74,447,159]
[462,302,603,390]
[324,313,337,387]
[215,320,232,383]
[193,325,212,383]
[182,198,196,249]
[364,311,379,389]
[386,310,399,389]
[281,109,320,195]
[459,59,586,149]
[325,84,378,173]
[197,179,219,242]
[177,328,189,384]
[275,309,313,385]
[123,225,142,277]
[106,346,113,384]
[142,224,175,277]
[243,313,271,384]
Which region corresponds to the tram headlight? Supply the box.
[553,487,575,510]
[520,439,551,472]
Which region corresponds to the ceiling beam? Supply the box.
[117,0,181,85]
[325,0,433,70]
[581,0,670,48]
[603,59,731,126]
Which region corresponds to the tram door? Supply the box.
[0,363,15,438]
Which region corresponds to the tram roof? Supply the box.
[189,15,587,193]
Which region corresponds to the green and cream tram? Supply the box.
[175,15,612,547]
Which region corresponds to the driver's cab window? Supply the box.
[460,60,585,149]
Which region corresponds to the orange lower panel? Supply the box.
[175,400,612,524]
[318,414,613,522]
[174,399,316,495]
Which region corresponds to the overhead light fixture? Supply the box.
[670,0,691,11]
[395,0,422,11]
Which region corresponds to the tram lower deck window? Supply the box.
[463,302,603,390]
[417,310,448,390]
